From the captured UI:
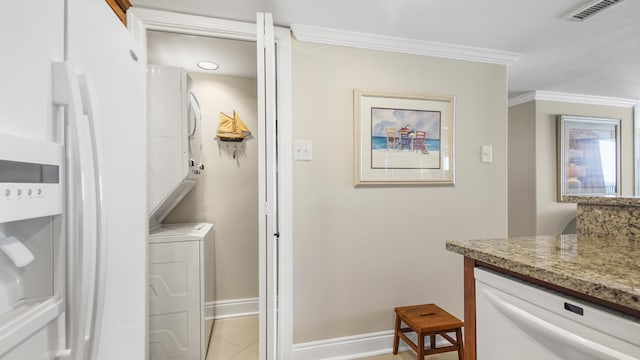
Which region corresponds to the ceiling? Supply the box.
[147,31,257,78]
[133,0,640,100]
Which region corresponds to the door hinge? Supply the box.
[262,34,275,48]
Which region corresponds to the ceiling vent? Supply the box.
[564,0,627,21]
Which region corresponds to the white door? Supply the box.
[257,13,279,360]
[66,1,147,358]
[0,0,64,141]
[128,9,293,359]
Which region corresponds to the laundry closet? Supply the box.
[145,30,260,360]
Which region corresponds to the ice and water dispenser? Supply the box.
[0,218,56,311]
[0,131,64,351]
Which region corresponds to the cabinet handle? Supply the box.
[564,302,584,316]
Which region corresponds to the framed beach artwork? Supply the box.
[354,90,455,186]
[557,115,621,201]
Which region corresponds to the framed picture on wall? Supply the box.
[353,90,455,186]
[557,115,621,201]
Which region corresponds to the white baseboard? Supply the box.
[212,297,259,319]
[205,301,215,321]
[292,330,457,360]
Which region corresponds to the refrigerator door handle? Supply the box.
[77,73,107,360]
[482,288,635,360]
[53,62,103,360]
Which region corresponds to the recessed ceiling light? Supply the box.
[197,61,219,70]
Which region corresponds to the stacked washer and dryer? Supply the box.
[146,65,214,360]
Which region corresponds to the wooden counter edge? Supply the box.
[463,257,476,360]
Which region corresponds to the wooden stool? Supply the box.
[393,304,464,360]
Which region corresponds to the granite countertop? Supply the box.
[563,195,640,206]
[446,234,640,314]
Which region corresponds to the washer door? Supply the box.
[188,91,203,174]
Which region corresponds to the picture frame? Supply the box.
[557,115,621,201]
[354,90,455,186]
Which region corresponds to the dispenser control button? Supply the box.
[4,189,10,197]
[16,189,22,196]
[27,189,32,196]
[37,188,42,196]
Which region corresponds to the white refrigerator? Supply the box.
[0,0,146,359]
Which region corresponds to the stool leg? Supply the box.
[456,328,464,360]
[417,333,425,360]
[393,315,400,355]
[430,334,436,349]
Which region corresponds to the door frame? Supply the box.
[127,8,293,360]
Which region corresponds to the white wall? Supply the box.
[292,40,508,343]
[165,73,259,302]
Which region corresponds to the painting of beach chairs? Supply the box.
[371,108,441,169]
[354,90,454,186]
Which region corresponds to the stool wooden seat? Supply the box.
[393,304,464,360]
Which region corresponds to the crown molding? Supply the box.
[291,24,520,65]
[508,92,537,107]
[508,91,639,108]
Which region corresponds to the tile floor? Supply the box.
[205,315,458,360]
[206,316,259,360]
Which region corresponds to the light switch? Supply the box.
[294,140,312,161]
[481,145,493,163]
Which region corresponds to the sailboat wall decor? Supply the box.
[216,110,252,159]
[216,110,251,142]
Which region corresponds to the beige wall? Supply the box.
[507,100,635,236]
[165,73,259,301]
[508,101,537,237]
[535,100,634,235]
[292,40,508,343]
